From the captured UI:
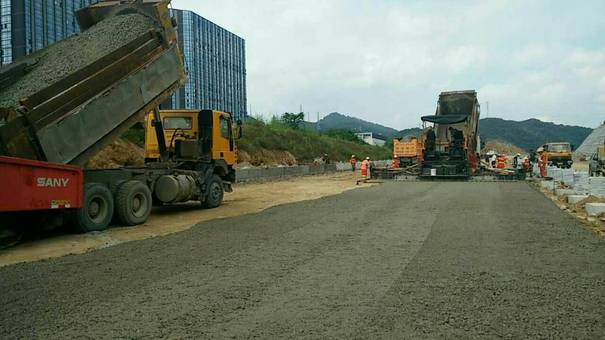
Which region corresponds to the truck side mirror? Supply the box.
[570,144,575,151]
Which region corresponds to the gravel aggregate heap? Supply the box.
[0,13,156,109]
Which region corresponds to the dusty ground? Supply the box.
[0,172,368,267]
[1,181,603,338]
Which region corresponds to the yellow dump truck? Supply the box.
[541,142,573,169]
[0,1,240,238]
[393,137,422,167]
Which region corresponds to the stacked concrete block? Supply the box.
[235,164,336,182]
[548,167,562,182]
[533,164,540,177]
[589,177,605,197]
[555,188,576,197]
[561,169,574,186]
[567,195,589,204]
[585,203,605,217]
[573,172,591,193]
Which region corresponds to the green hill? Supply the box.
[238,119,391,164]
[307,112,399,138]
[392,118,591,151]
[478,118,591,151]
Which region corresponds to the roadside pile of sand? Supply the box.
[483,140,526,155]
[86,139,144,169]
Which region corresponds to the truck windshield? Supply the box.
[163,117,192,129]
[548,144,571,152]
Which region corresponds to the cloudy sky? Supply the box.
[172,0,604,129]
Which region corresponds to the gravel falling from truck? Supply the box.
[0,13,156,109]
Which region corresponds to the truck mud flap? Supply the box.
[223,181,233,193]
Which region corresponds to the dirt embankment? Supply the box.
[482,140,526,155]
[86,139,144,169]
[89,138,301,168]
[237,149,297,167]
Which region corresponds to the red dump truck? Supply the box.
[0,0,236,247]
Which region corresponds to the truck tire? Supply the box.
[75,183,114,233]
[115,180,152,226]
[202,175,224,209]
[0,227,24,250]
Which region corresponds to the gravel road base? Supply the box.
[0,182,603,338]
[0,14,155,109]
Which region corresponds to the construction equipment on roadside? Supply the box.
[539,142,573,169]
[0,0,239,246]
[393,137,422,167]
[589,144,605,176]
[371,163,420,180]
[419,90,481,178]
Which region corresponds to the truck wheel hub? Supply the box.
[132,196,142,211]
[89,200,100,218]
[211,184,221,199]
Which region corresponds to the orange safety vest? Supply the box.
[361,160,369,176]
[350,158,357,165]
[539,153,548,177]
[391,159,398,168]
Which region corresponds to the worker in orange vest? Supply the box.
[539,148,548,178]
[361,157,370,179]
[496,155,506,169]
[391,157,399,169]
[350,155,357,172]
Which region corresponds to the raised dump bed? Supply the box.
[0,0,184,167]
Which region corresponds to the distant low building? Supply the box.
[355,132,387,146]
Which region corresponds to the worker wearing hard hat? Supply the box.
[537,147,547,177]
[523,156,531,174]
[391,157,399,169]
[361,156,371,179]
[350,155,357,172]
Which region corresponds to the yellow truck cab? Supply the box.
[393,137,422,167]
[144,109,238,168]
[542,142,573,169]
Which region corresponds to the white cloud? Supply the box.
[172,0,605,128]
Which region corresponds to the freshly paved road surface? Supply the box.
[1,182,604,338]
